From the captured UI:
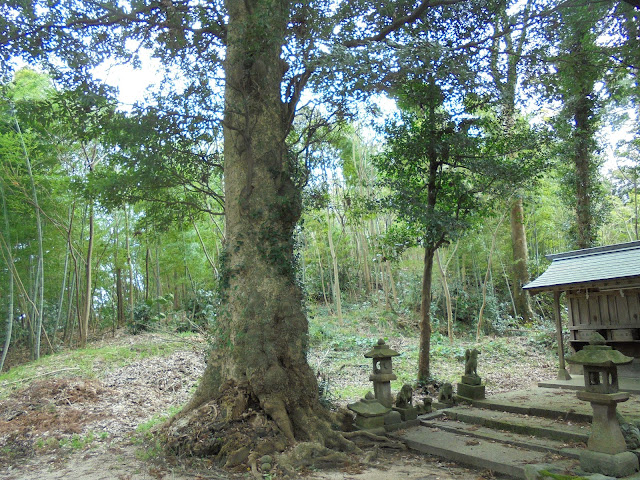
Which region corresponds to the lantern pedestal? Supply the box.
[577,391,630,455]
[370,372,396,409]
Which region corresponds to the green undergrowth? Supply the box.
[35,431,110,453]
[308,300,557,403]
[132,405,183,461]
[136,405,183,437]
[0,331,198,398]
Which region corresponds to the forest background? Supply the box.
[0,0,637,393]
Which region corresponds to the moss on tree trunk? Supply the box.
[163,0,353,467]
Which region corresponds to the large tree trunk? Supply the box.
[510,196,533,323]
[166,0,352,464]
[573,92,596,249]
[488,3,534,325]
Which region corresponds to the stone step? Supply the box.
[472,394,593,423]
[420,413,584,459]
[437,405,591,444]
[394,424,581,479]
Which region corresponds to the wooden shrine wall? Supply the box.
[567,287,640,356]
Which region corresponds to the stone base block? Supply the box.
[457,382,485,400]
[355,414,385,430]
[393,406,418,422]
[580,450,639,478]
[461,374,482,386]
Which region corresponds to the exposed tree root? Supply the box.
[344,430,407,450]
[161,381,288,465]
[160,379,366,476]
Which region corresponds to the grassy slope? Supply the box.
[0,332,197,399]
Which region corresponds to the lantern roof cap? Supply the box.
[566,333,633,367]
[364,338,401,359]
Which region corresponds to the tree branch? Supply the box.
[343,0,467,48]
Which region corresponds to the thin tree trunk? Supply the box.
[114,211,125,328]
[125,206,134,325]
[436,241,458,343]
[63,262,76,344]
[360,230,373,294]
[385,259,398,304]
[501,260,517,320]
[326,208,343,325]
[477,212,507,341]
[0,183,14,372]
[192,216,219,276]
[80,203,94,347]
[418,245,436,383]
[14,114,44,359]
[173,270,180,310]
[313,234,329,306]
[145,244,150,302]
[155,242,161,299]
[54,204,74,347]
[116,268,124,328]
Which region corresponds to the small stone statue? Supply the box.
[395,384,413,409]
[464,348,480,377]
[438,382,454,404]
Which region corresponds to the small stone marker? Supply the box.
[457,348,486,401]
[566,332,639,477]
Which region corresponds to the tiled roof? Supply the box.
[524,241,640,293]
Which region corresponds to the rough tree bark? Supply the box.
[573,91,596,249]
[164,0,353,465]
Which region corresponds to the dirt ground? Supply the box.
[0,331,524,480]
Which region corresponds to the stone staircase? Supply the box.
[393,401,590,478]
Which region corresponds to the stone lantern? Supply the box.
[566,332,638,477]
[364,338,400,408]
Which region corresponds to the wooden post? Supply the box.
[553,290,572,380]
